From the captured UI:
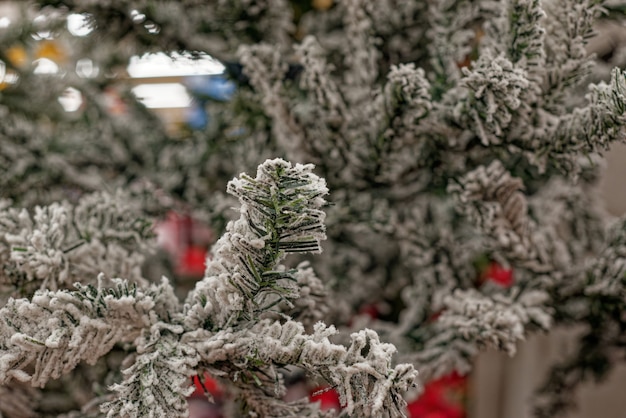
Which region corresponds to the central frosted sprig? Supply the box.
[184,159,328,330]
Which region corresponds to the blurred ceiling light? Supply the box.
[8,72,19,82]
[76,58,99,78]
[127,52,224,78]
[32,15,53,40]
[58,87,83,112]
[33,58,59,74]
[1,60,19,85]
[67,13,93,37]
[0,17,11,28]
[3,73,19,84]
[132,83,192,108]
[144,22,160,34]
[130,10,146,23]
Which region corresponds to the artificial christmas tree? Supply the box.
[2,0,626,417]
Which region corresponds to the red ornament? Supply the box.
[191,373,222,399]
[358,304,379,319]
[309,386,341,411]
[155,211,212,278]
[482,262,514,288]
[407,372,467,418]
[177,246,208,277]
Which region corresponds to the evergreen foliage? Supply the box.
[0,159,417,417]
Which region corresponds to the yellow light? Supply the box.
[35,40,66,63]
[312,0,333,11]
[6,45,28,67]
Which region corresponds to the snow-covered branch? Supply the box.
[0,275,169,387]
[0,191,155,296]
